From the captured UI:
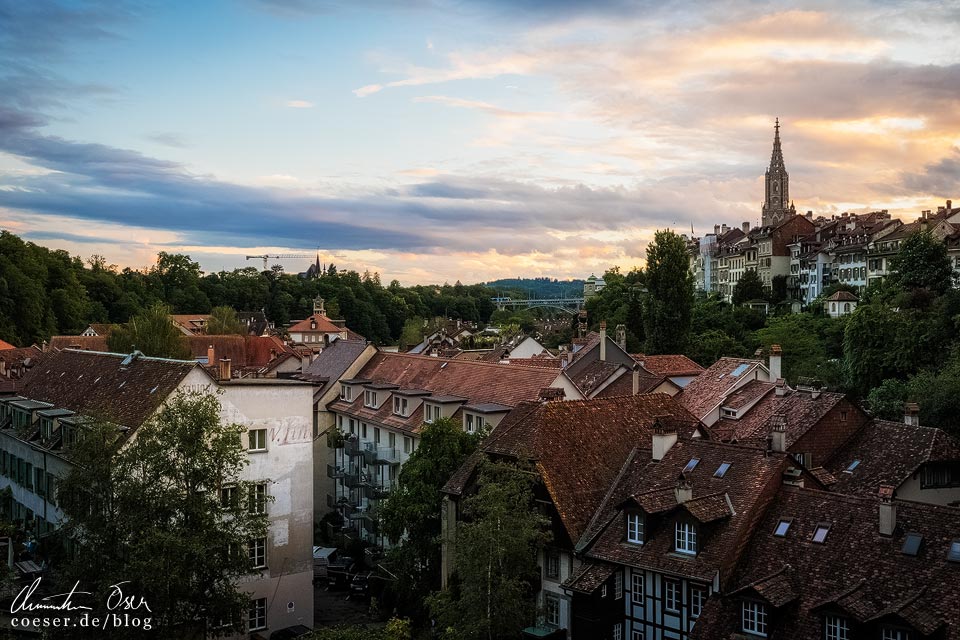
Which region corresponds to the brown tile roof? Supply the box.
[562,561,618,594]
[328,352,566,433]
[186,335,248,366]
[503,357,564,369]
[170,314,211,335]
[86,323,115,336]
[826,290,859,302]
[694,488,960,639]
[0,340,16,350]
[48,335,110,352]
[825,420,960,497]
[677,357,766,420]
[288,314,343,334]
[17,349,200,429]
[711,388,852,447]
[581,439,792,585]
[722,379,775,410]
[479,394,702,544]
[632,354,704,377]
[567,360,624,396]
[593,371,668,397]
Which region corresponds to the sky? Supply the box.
[1,0,959,285]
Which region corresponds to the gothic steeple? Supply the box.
[762,117,795,227]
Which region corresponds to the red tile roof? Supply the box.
[48,335,110,352]
[0,339,16,350]
[678,357,767,420]
[288,314,343,333]
[593,371,669,397]
[632,354,705,377]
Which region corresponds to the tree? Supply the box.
[756,315,833,385]
[770,274,789,304]
[108,302,191,359]
[642,230,694,354]
[206,305,245,335]
[379,418,480,619]
[56,392,269,638]
[890,230,954,295]
[732,270,766,306]
[399,317,426,351]
[428,460,550,640]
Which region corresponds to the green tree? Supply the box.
[399,317,426,351]
[379,418,480,618]
[642,230,694,354]
[685,329,747,366]
[732,270,766,306]
[206,305,245,335]
[107,302,191,359]
[770,274,789,304]
[428,461,550,640]
[56,392,269,638]
[756,315,834,385]
[890,230,954,295]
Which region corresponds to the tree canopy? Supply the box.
[732,269,766,305]
[642,230,694,353]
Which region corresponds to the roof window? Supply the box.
[901,533,922,556]
[812,523,831,544]
[730,364,749,377]
[683,458,700,473]
[714,462,732,478]
[773,519,791,537]
[948,540,960,563]
[844,460,861,473]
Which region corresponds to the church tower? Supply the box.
[762,118,796,227]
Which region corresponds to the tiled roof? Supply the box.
[186,335,249,366]
[632,354,704,377]
[582,439,792,585]
[328,352,566,433]
[567,360,624,396]
[826,290,859,302]
[711,388,852,447]
[677,357,766,420]
[49,335,109,352]
[722,379,775,410]
[0,339,16,350]
[17,349,199,429]
[593,372,668,397]
[825,420,960,497]
[561,561,618,594]
[288,314,343,334]
[694,488,960,639]
[170,314,211,334]
[480,394,702,544]
[503,357,564,369]
[301,339,372,396]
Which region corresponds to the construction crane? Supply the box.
[245,254,312,270]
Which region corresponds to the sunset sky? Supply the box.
[1,0,959,284]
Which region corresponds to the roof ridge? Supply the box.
[383,351,562,373]
[62,348,196,365]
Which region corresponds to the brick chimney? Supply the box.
[207,344,215,366]
[878,485,896,536]
[769,344,782,381]
[599,321,607,362]
[652,418,677,461]
[675,474,693,504]
[770,413,787,453]
[218,358,232,381]
[904,403,920,426]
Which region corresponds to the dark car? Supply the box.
[350,571,372,597]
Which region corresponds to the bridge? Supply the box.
[491,297,586,314]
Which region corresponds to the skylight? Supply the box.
[683,458,700,473]
[844,460,861,473]
[730,364,749,377]
[948,540,960,563]
[901,533,922,556]
[774,519,791,537]
[812,524,831,544]
[714,462,732,478]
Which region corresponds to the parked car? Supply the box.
[326,560,355,590]
[350,571,372,597]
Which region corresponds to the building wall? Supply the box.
[895,470,960,506]
[624,568,712,640]
[539,548,577,634]
[789,399,867,470]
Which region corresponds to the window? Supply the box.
[340,385,353,401]
[601,584,607,598]
[364,390,377,408]
[403,436,412,454]
[793,452,807,467]
[248,537,266,569]
[614,572,623,600]
[465,413,485,433]
[248,597,267,631]
[844,460,860,473]
[613,623,622,640]
[741,600,767,636]
[248,429,267,452]
[361,423,367,438]
[901,533,922,556]
[824,615,849,640]
[374,427,381,444]
[545,593,560,627]
[882,628,912,640]
[626,512,644,544]
[631,630,644,640]
[714,462,732,478]
[812,524,831,544]
[545,550,560,579]
[664,579,680,612]
[220,485,237,508]
[683,458,700,473]
[389,432,396,448]
[249,483,267,515]
[773,519,791,537]
[690,585,706,619]
[921,464,960,488]
[948,539,960,563]
[721,408,738,418]
[393,396,408,416]
[675,521,697,555]
[631,571,644,603]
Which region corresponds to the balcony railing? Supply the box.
[327,464,346,479]
[362,442,400,465]
[365,482,394,501]
[343,472,371,489]
[344,439,364,457]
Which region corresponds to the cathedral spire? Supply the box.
[769,117,785,171]
[762,118,794,227]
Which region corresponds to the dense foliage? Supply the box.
[642,230,694,353]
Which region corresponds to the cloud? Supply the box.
[412,95,552,119]
[353,83,384,97]
[285,99,314,108]
[144,132,189,148]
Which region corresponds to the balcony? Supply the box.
[344,439,364,458]
[327,464,346,479]
[365,482,394,501]
[362,442,400,465]
[343,472,371,489]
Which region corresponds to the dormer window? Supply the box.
[364,390,377,408]
[741,600,768,637]
[881,628,912,640]
[721,407,738,419]
[464,413,485,433]
[393,396,408,417]
[424,403,438,423]
[675,520,697,555]
[340,385,353,401]
[626,512,644,544]
[824,614,850,640]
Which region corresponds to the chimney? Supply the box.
[904,402,920,426]
[675,474,693,504]
[806,211,813,219]
[878,485,896,537]
[947,199,953,210]
[207,344,215,366]
[632,364,640,396]
[651,418,678,461]
[0,359,6,377]
[721,224,729,234]
[218,358,232,381]
[561,352,569,369]
[769,344,782,381]
[775,378,786,397]
[714,224,720,235]
[599,321,607,362]
[615,324,626,352]
[770,413,787,453]
[742,221,750,233]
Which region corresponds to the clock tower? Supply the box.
[762,118,796,227]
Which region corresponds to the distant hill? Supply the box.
[483,277,585,299]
